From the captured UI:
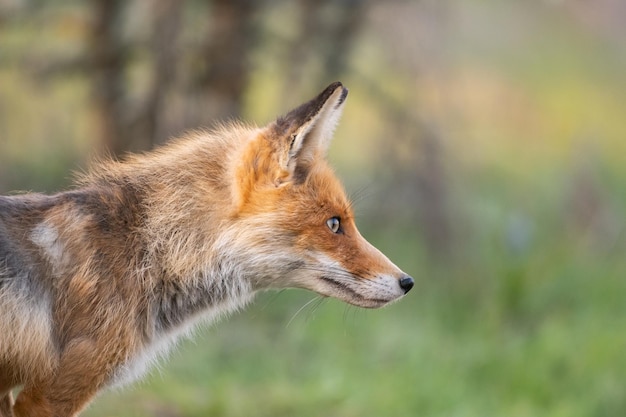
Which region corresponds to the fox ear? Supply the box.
[273,82,348,182]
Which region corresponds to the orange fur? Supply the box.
[0,82,412,416]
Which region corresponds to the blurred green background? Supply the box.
[1,1,625,416]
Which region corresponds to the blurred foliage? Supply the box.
[1,0,626,416]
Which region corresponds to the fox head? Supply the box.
[230,82,413,308]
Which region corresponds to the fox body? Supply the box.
[0,83,413,416]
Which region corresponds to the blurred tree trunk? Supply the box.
[197,0,259,120]
[284,0,321,88]
[164,0,260,135]
[286,0,365,91]
[89,0,128,157]
[323,0,366,78]
[89,0,184,155]
[136,0,183,147]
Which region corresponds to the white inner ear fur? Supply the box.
[288,87,347,168]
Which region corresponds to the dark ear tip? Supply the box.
[322,81,348,108]
[274,82,348,134]
[325,81,346,94]
[326,81,344,91]
[337,85,348,107]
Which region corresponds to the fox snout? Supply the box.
[296,232,414,309]
[399,275,415,294]
[312,267,414,309]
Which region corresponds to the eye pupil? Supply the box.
[326,217,340,233]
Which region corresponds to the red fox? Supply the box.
[0,82,413,416]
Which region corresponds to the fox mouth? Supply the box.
[319,275,393,308]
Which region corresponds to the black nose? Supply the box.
[399,275,414,294]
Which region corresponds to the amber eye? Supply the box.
[326,217,341,233]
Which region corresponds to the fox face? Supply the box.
[232,83,413,308]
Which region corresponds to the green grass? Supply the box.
[81,230,626,417]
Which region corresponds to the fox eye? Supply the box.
[326,217,341,233]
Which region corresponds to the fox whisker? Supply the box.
[286,296,325,328]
